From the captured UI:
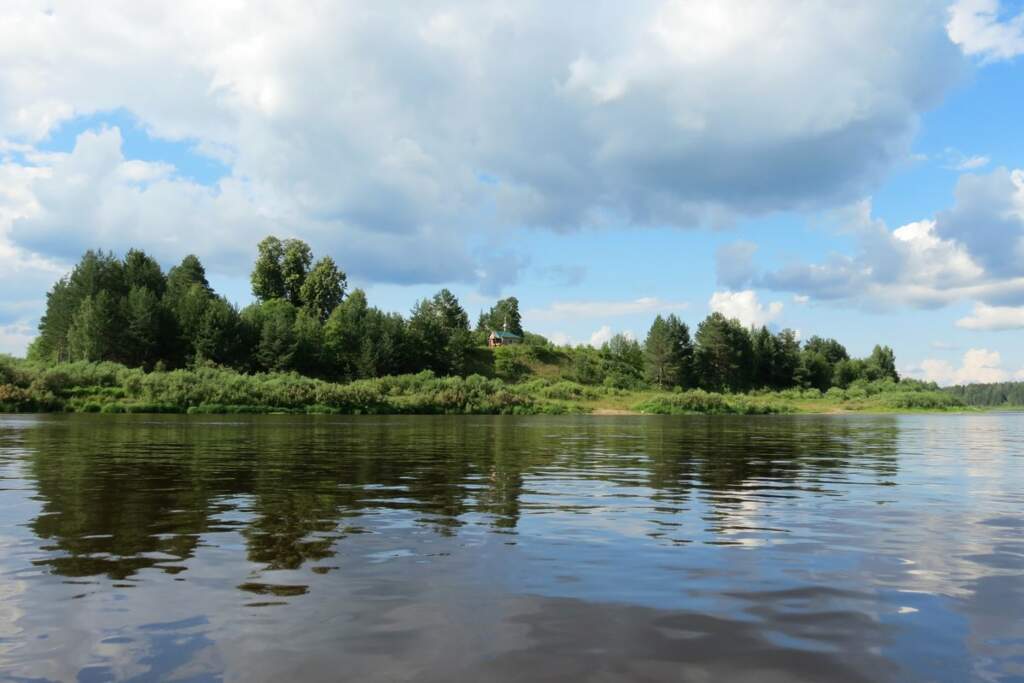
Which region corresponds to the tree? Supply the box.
[324,289,370,380]
[833,358,866,388]
[866,345,899,382]
[67,292,124,362]
[494,347,530,382]
[123,249,166,296]
[664,315,694,388]
[290,309,321,376]
[251,236,287,302]
[800,350,833,392]
[282,239,313,306]
[124,286,163,368]
[571,347,604,385]
[34,250,126,362]
[292,308,324,376]
[601,333,645,389]
[772,329,802,389]
[166,255,210,302]
[194,297,244,366]
[300,256,346,322]
[644,316,675,389]
[803,337,850,366]
[407,289,471,375]
[254,299,298,372]
[33,279,77,362]
[163,255,214,362]
[751,326,776,389]
[478,297,523,336]
[694,313,754,392]
[354,311,407,379]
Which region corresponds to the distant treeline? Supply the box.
[944,382,1024,407]
[27,237,900,394]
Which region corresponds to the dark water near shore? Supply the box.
[0,414,1022,682]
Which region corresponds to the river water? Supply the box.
[0,414,1022,682]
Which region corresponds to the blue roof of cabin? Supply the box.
[491,331,521,339]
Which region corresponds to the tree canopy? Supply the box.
[29,237,901,393]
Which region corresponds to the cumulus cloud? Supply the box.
[0,2,985,353]
[708,290,783,328]
[9,127,265,271]
[0,2,964,259]
[589,325,616,347]
[0,156,69,354]
[913,348,1017,385]
[956,303,1024,330]
[948,0,1024,61]
[0,322,36,356]
[526,297,688,322]
[587,326,635,347]
[933,168,1024,279]
[756,169,1024,310]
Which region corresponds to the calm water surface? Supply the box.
[0,414,1022,682]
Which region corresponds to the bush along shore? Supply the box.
[0,357,970,416]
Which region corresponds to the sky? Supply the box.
[1,0,1023,385]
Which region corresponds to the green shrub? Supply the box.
[881,392,964,410]
[635,389,792,415]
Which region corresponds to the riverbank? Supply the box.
[1,357,983,416]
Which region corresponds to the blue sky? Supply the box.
[1,0,1023,384]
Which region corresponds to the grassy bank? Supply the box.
[0,355,976,416]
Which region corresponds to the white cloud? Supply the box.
[0,323,36,356]
[956,303,1024,330]
[526,297,688,322]
[0,2,963,257]
[934,168,1024,279]
[914,348,1013,385]
[547,332,574,347]
[954,154,991,171]
[10,127,268,271]
[0,2,976,351]
[589,325,615,347]
[948,0,1024,61]
[793,294,810,304]
[939,148,991,171]
[758,170,1024,311]
[708,290,783,328]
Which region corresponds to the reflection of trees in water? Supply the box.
[645,417,899,495]
[24,418,256,579]
[22,415,899,581]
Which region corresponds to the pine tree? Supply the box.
[665,315,694,388]
[644,315,675,389]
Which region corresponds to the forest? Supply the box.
[25,237,901,390]
[0,237,982,414]
[944,382,1024,407]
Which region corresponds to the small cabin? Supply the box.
[488,331,523,348]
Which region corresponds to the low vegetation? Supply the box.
[0,355,973,416]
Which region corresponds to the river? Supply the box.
[0,414,1021,681]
